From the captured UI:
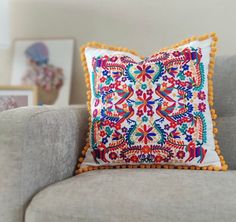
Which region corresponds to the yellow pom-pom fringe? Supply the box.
[75,162,228,175]
[76,33,228,175]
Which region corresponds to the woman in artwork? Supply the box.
[22,42,64,105]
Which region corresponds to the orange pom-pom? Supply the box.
[174,43,180,48]
[79,157,84,163]
[89,41,98,47]
[211,47,217,53]
[86,90,91,95]
[77,168,83,174]
[209,64,215,70]
[212,36,218,42]
[208,91,214,96]
[210,52,216,57]
[213,128,218,134]
[208,84,214,90]
[208,73,213,79]
[88,166,94,171]
[211,42,217,48]
[208,93,213,100]
[198,34,209,41]
[222,164,228,171]
[190,36,197,41]
[80,46,86,53]
[210,60,215,66]
[80,54,85,61]
[140,56,145,60]
[208,70,214,76]
[209,101,214,107]
[211,109,216,115]
[213,166,220,171]
[212,114,218,119]
[183,38,190,44]
[140,164,146,169]
[219,155,224,161]
[210,32,216,37]
[207,166,214,171]
[82,167,88,172]
[116,47,123,51]
[129,50,138,55]
[82,59,87,66]
[221,160,226,165]
[208,79,213,86]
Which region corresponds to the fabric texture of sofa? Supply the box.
[0,55,236,222]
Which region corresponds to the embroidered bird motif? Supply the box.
[155,83,176,102]
[156,102,176,123]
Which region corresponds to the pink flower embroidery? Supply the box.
[198,91,206,100]
[198,102,206,112]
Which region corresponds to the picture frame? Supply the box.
[0,85,37,112]
[11,38,74,106]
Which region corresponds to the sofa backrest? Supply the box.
[214,56,236,169]
[214,55,236,117]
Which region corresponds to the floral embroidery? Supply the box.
[89,47,210,166]
[134,64,155,81]
[135,125,156,144]
[198,91,206,100]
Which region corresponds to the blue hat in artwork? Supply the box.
[25,42,49,65]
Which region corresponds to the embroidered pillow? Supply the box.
[76,33,228,174]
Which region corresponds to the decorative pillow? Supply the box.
[76,33,228,174]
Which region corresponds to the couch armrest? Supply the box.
[0,105,88,222]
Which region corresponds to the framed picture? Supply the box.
[0,85,37,112]
[11,38,74,106]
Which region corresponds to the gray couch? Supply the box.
[0,56,236,222]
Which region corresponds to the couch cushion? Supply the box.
[26,169,236,222]
[78,34,225,173]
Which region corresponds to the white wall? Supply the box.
[1,0,236,104]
